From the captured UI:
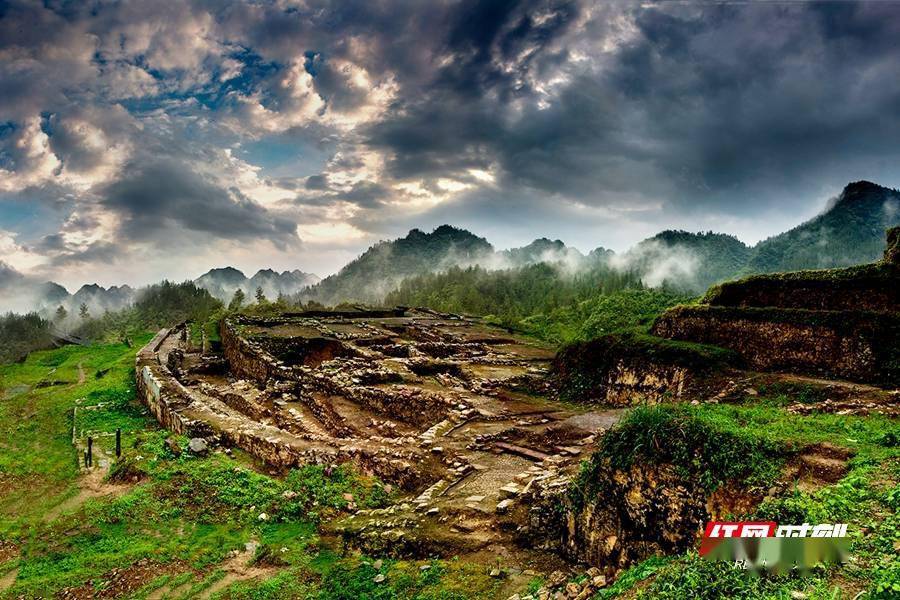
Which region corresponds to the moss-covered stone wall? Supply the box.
[550,333,738,405]
[652,305,900,385]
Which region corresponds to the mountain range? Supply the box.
[3,180,898,314]
[193,268,320,303]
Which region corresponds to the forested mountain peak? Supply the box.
[746,180,900,273]
[304,226,495,305]
[196,266,248,286]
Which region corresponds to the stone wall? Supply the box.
[651,305,900,385]
[136,328,424,489]
[527,464,757,570]
[702,263,900,312]
[220,319,275,383]
[135,329,216,438]
[550,334,738,405]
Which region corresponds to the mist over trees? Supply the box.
[0,313,52,364]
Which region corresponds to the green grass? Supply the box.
[0,336,153,531]
[570,404,788,510]
[579,398,900,600]
[2,334,896,599]
[0,340,508,600]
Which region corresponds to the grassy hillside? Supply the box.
[0,342,514,599]
[584,399,899,599]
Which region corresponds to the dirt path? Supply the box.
[77,362,86,385]
[43,464,130,523]
[198,542,275,600]
[0,567,19,594]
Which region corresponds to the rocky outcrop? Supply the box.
[702,263,900,312]
[528,465,737,569]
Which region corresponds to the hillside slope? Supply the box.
[747,180,900,273]
[622,230,752,293]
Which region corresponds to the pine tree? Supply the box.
[228,289,246,311]
[54,305,68,324]
[255,286,267,304]
[79,303,90,320]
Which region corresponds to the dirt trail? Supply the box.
[43,463,130,523]
[0,567,19,594]
[198,542,275,600]
[77,362,85,384]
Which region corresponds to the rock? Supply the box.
[257,512,268,521]
[373,574,386,583]
[188,437,208,454]
[591,575,606,588]
[373,559,383,570]
[489,567,503,578]
[790,593,807,600]
[565,583,580,596]
[465,495,486,502]
[499,483,521,498]
[165,436,182,456]
[496,499,514,513]
[547,571,567,588]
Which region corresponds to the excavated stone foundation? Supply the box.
[136,308,624,566]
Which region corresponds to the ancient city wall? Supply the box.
[551,333,738,405]
[702,263,900,312]
[220,318,276,383]
[136,326,424,489]
[135,329,216,438]
[651,306,900,385]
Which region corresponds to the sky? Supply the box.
[2,0,900,289]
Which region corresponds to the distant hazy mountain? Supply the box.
[746,180,900,273]
[617,230,752,293]
[501,238,587,269]
[303,225,495,305]
[4,180,899,315]
[194,266,320,302]
[69,284,135,315]
[0,262,137,317]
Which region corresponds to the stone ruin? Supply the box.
[652,226,900,386]
[136,307,623,569]
[134,230,900,587]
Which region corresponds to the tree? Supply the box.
[79,303,90,320]
[54,305,68,324]
[255,286,267,304]
[228,289,246,312]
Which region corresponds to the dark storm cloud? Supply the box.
[363,1,900,214]
[2,0,900,289]
[101,159,298,245]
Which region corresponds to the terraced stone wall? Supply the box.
[220,318,278,383]
[551,334,738,405]
[703,263,900,312]
[652,305,900,385]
